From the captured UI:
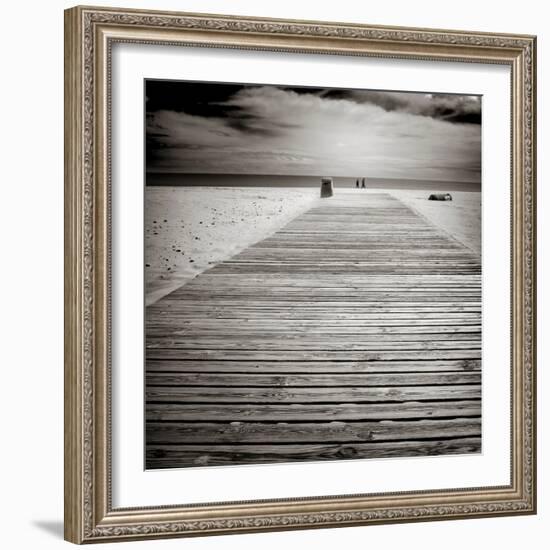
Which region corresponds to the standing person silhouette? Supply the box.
[361,178,366,189]
[356,179,359,188]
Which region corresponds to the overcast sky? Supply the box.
[146,81,481,183]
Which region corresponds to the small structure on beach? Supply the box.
[320,177,334,198]
[428,193,453,201]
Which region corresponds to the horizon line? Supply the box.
[145,172,481,185]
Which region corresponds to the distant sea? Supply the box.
[146,173,481,192]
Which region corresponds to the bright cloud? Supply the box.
[147,86,481,182]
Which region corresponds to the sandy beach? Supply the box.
[145,186,481,305]
[388,189,481,255]
[145,187,319,305]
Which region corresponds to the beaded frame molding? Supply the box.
[64,5,537,544]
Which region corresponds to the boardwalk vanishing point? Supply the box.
[146,192,481,469]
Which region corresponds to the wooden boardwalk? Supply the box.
[146,193,481,469]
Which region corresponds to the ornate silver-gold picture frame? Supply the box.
[64,5,536,544]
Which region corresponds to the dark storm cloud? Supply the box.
[146,81,301,140]
[146,80,481,125]
[146,80,243,116]
[145,81,481,182]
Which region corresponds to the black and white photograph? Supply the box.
[144,79,482,470]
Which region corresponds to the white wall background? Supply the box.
[0,1,545,548]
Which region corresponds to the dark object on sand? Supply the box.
[429,193,452,201]
[320,177,334,198]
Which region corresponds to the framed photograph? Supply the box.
[64,5,537,544]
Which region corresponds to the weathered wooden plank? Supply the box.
[146,349,482,361]
[147,322,481,331]
[146,400,481,422]
[173,287,482,295]
[146,359,481,373]
[146,437,482,468]
[158,287,480,296]
[252,245,466,251]
[187,274,482,282]
[146,333,481,344]
[162,295,481,304]
[152,315,481,323]
[146,384,481,403]
[146,340,481,351]
[147,322,482,331]
[209,262,480,271]
[146,418,481,444]
[237,256,478,263]
[148,310,482,318]
[146,371,481,387]
[154,300,482,308]
[160,284,481,293]
[236,258,477,264]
